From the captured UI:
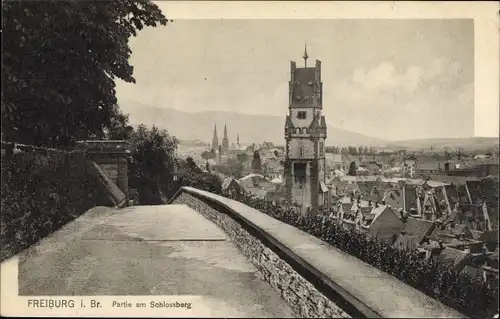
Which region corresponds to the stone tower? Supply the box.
[211,124,219,153]
[284,45,327,213]
[222,123,229,155]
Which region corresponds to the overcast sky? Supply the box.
[115,17,475,141]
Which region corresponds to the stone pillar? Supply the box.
[117,157,129,199]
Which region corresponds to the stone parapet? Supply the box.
[169,187,465,319]
[173,192,350,318]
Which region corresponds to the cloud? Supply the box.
[328,59,473,140]
[351,62,423,92]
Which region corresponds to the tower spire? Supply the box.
[211,123,219,152]
[303,43,309,67]
[224,123,228,139]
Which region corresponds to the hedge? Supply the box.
[1,144,107,261]
[225,192,498,319]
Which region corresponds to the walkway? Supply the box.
[16,204,294,318]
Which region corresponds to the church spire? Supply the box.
[303,43,309,67]
[211,123,218,152]
[237,134,240,146]
[224,123,228,139]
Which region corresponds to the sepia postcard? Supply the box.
[1,1,499,318]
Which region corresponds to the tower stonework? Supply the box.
[211,124,219,153]
[284,50,327,214]
[222,124,229,155]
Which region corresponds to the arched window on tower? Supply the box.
[319,141,324,157]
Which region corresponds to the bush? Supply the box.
[226,193,498,319]
[175,158,222,196]
[0,146,105,261]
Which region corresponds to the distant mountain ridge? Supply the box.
[118,100,387,147]
[118,99,498,150]
[386,137,499,151]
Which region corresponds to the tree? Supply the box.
[185,156,200,173]
[177,159,222,195]
[2,0,171,147]
[201,149,216,160]
[105,104,134,140]
[237,152,249,163]
[227,158,245,179]
[128,124,178,204]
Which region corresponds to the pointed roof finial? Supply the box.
[303,43,309,67]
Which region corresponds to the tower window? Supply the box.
[297,111,307,119]
[319,141,324,157]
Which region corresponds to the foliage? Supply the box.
[128,124,178,204]
[0,146,106,261]
[224,193,498,319]
[176,159,222,195]
[201,149,216,160]
[2,0,170,147]
[105,105,135,140]
[237,152,249,163]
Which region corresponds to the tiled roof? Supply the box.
[221,177,241,191]
[320,116,327,128]
[438,247,472,271]
[383,189,403,210]
[292,68,316,106]
[427,180,449,188]
[404,217,435,242]
[428,175,478,185]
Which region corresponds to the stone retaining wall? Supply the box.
[173,192,351,318]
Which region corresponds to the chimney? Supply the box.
[439,240,444,249]
[399,209,404,219]
[368,200,372,206]
[375,202,379,208]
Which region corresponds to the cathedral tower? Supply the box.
[211,124,219,153]
[222,123,229,155]
[284,46,328,213]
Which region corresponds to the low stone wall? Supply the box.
[174,192,352,318]
[170,187,465,319]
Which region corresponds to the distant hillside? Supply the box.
[385,137,499,151]
[119,99,387,147]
